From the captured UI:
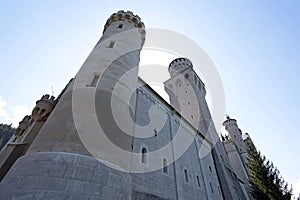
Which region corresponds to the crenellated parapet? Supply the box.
[103,10,145,45]
[32,94,56,122]
[15,115,32,139]
[222,115,237,128]
[168,57,193,77]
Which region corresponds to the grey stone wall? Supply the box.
[27,82,91,156]
[131,85,222,200]
[0,152,132,200]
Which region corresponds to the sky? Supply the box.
[0,0,299,196]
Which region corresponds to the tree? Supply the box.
[246,144,292,200]
[0,123,14,150]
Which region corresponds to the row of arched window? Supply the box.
[141,147,168,173]
[140,147,216,192]
[183,168,201,188]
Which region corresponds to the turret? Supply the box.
[15,115,32,141]
[222,116,247,157]
[243,132,254,149]
[168,57,194,78]
[103,10,145,46]
[31,94,56,122]
[164,58,209,135]
[222,116,251,197]
[94,10,145,98]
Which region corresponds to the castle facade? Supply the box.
[0,11,252,200]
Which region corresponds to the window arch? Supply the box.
[118,23,123,29]
[40,109,46,115]
[184,169,189,183]
[163,158,168,174]
[141,147,147,164]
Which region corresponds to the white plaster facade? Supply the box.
[0,10,251,200]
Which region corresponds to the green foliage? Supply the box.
[0,123,14,150]
[246,144,292,200]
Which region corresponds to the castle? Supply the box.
[0,11,254,200]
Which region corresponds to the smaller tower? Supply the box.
[223,116,251,197]
[243,133,254,148]
[32,94,56,122]
[15,115,32,142]
[164,58,209,135]
[223,116,247,162]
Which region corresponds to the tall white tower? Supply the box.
[73,10,146,154]
[164,58,209,135]
[27,10,145,157]
[0,11,145,200]
[223,116,250,197]
[223,116,247,163]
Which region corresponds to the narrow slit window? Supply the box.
[91,75,99,87]
[163,159,168,174]
[196,175,201,188]
[141,147,147,164]
[107,41,115,48]
[184,169,189,183]
[20,130,25,136]
[210,182,214,193]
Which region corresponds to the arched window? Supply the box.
[40,109,46,115]
[184,169,189,183]
[118,24,123,29]
[196,175,201,188]
[141,147,147,164]
[163,158,168,173]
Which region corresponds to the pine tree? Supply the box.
[246,144,292,200]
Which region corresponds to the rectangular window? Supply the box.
[210,182,214,193]
[107,41,115,48]
[184,169,189,183]
[118,24,123,29]
[90,75,99,87]
[163,159,168,174]
[196,175,201,188]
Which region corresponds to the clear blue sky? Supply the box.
[0,0,299,195]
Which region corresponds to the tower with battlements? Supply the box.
[0,11,251,200]
[222,116,252,198]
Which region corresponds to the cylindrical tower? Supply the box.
[71,10,146,164]
[0,11,144,199]
[223,116,247,159]
[164,58,208,135]
[27,10,145,154]
[75,10,145,95]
